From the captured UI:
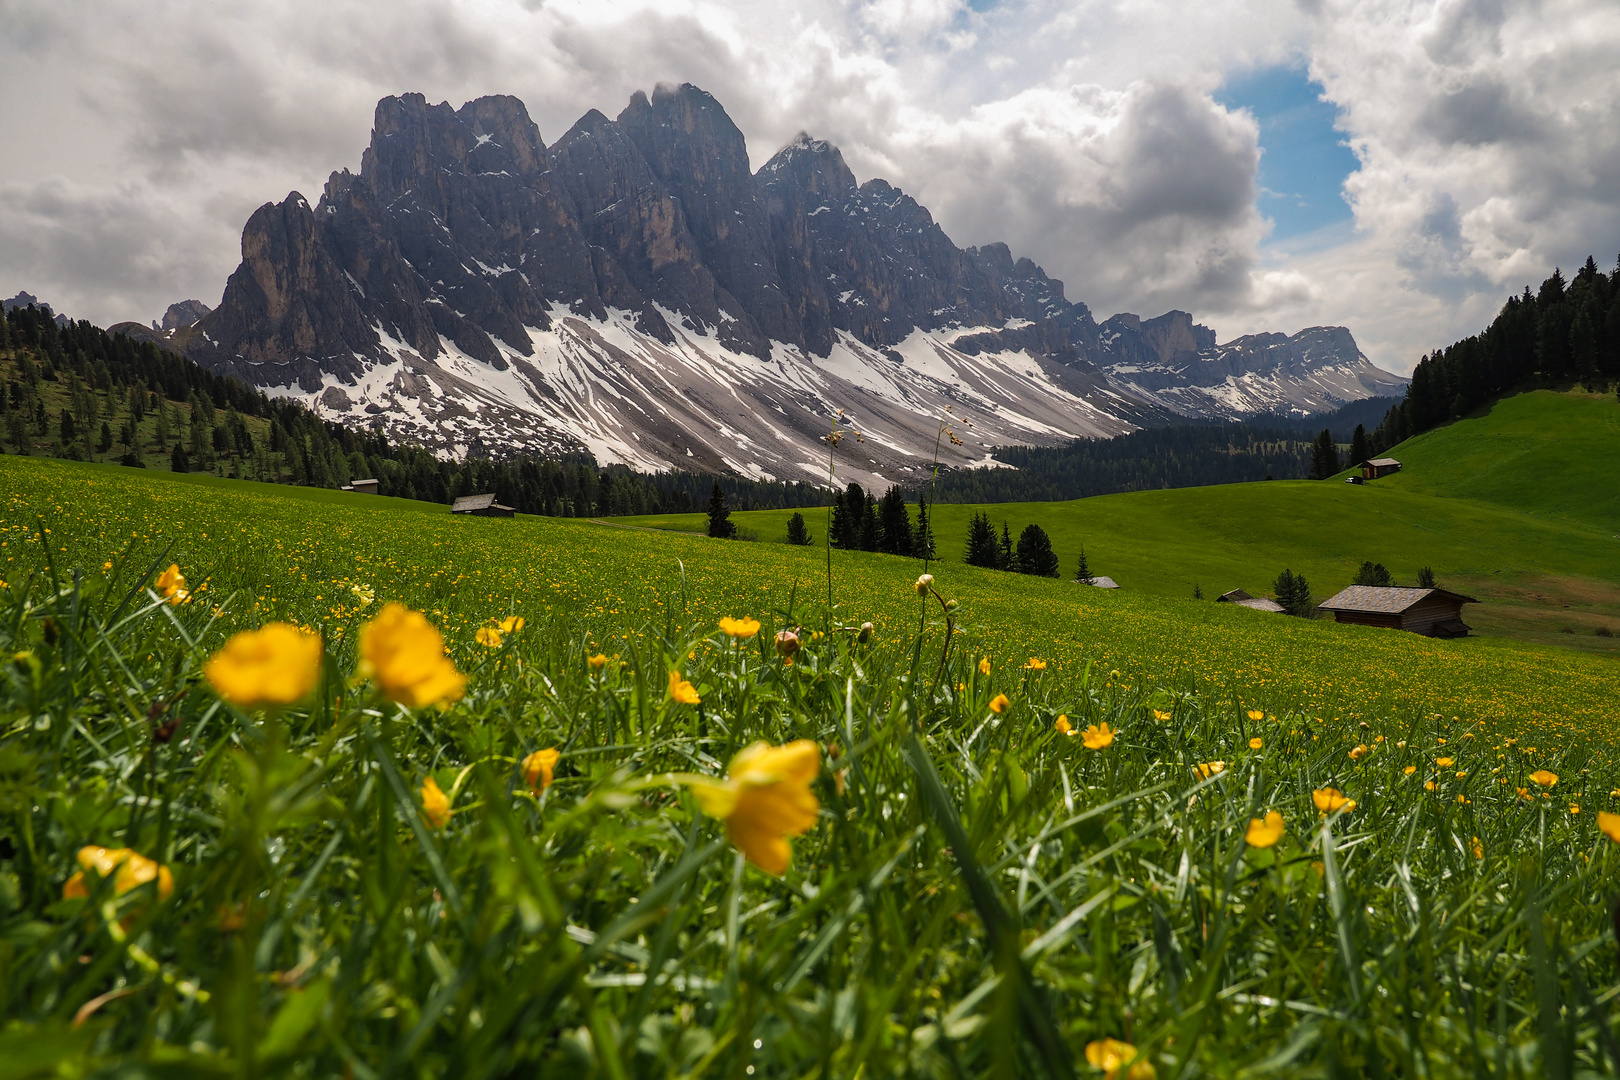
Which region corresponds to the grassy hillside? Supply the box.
[5,451,1620,1075]
[620,389,1620,654]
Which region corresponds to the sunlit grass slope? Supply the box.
[3,453,1614,742]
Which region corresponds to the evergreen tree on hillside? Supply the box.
[1349,424,1371,467]
[1309,429,1340,479]
[1015,524,1060,578]
[785,512,812,546]
[1273,569,1313,617]
[859,492,880,552]
[964,512,999,568]
[829,490,851,549]
[706,481,736,539]
[999,522,1014,571]
[1354,561,1392,586]
[1417,566,1437,589]
[1075,547,1092,583]
[877,486,913,555]
[170,444,189,473]
[913,496,935,560]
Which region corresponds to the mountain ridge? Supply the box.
[171,84,1405,487]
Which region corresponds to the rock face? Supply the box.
[186,85,1406,485]
[159,300,211,331]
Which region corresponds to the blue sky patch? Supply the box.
[1216,64,1360,241]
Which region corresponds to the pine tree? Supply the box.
[58,408,75,444]
[1353,561,1392,586]
[1075,547,1091,583]
[860,493,880,552]
[170,444,190,473]
[1193,583,1203,599]
[1014,524,1060,577]
[706,481,736,538]
[913,497,935,559]
[999,522,1014,571]
[964,512,999,568]
[1348,424,1371,467]
[785,512,812,546]
[1273,569,1313,617]
[1417,566,1437,589]
[1309,429,1340,479]
[877,486,913,555]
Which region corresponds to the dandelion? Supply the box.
[1598,811,1620,843]
[718,616,761,639]
[62,846,174,902]
[1530,770,1558,787]
[1082,722,1115,749]
[1249,737,1263,750]
[690,740,821,875]
[978,657,990,676]
[587,653,609,671]
[1247,709,1264,721]
[204,623,323,708]
[523,748,560,792]
[775,630,801,658]
[1086,1038,1154,1079]
[989,694,1010,715]
[1348,744,1369,760]
[1055,715,1074,736]
[154,563,188,605]
[1436,757,1454,767]
[1025,657,1047,670]
[358,604,466,708]
[1193,761,1225,780]
[668,671,701,705]
[421,777,451,828]
[1246,811,1285,848]
[1313,788,1356,814]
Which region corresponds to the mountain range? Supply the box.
[120,86,1405,487]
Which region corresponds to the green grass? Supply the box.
[4,452,1620,1075]
[620,390,1620,655]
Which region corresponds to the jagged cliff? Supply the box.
[180,85,1404,485]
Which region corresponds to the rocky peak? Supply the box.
[158,299,211,331]
[456,95,546,177]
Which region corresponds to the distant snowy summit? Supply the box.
[171,85,1405,486]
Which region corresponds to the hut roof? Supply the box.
[1361,458,1402,468]
[1318,585,1478,614]
[1087,576,1121,589]
[1216,589,1254,603]
[1232,596,1286,613]
[451,493,513,513]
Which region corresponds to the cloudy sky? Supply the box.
[1,0,1617,374]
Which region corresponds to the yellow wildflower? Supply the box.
[718,616,761,638]
[1086,1038,1154,1079]
[1598,810,1620,843]
[1153,709,1172,722]
[499,615,525,634]
[1403,765,1417,775]
[204,623,323,708]
[1081,722,1115,750]
[1245,811,1285,848]
[1055,715,1074,736]
[154,563,188,605]
[1249,737,1263,750]
[421,777,451,828]
[1246,709,1264,721]
[63,845,174,902]
[690,741,821,875]
[476,626,504,648]
[1025,657,1047,670]
[978,657,991,676]
[988,694,1010,715]
[1435,757,1454,767]
[1471,836,1483,859]
[523,748,560,792]
[914,574,934,596]
[1348,744,1369,760]
[587,652,609,671]
[1192,761,1225,780]
[1530,770,1558,787]
[1313,788,1356,814]
[1425,781,1437,791]
[357,604,466,708]
[668,671,701,705]
[1570,804,1581,815]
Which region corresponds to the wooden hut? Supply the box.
[1359,457,1402,479]
[342,478,379,495]
[1216,588,1286,613]
[1085,576,1121,589]
[450,493,516,518]
[1317,585,1477,637]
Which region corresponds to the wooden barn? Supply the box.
[1359,457,1402,479]
[342,478,379,495]
[450,493,516,518]
[1317,585,1477,637]
[1216,588,1286,613]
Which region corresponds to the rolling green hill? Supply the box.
[617,389,1620,654]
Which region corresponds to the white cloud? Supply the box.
[0,0,1614,376]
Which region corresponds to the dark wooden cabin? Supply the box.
[450,493,516,518]
[1317,585,1477,637]
[342,478,379,495]
[1359,457,1402,479]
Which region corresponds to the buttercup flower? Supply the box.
[1245,811,1285,848]
[1598,810,1620,843]
[1517,786,1532,800]
[523,748,560,792]
[1249,737,1263,750]
[1436,757,1455,768]
[690,740,821,875]
[1247,709,1264,721]
[499,615,525,634]
[1404,765,1418,775]
[1153,709,1172,722]
[1471,836,1484,859]
[1025,658,1047,670]
[668,671,701,705]
[1086,1038,1154,1079]
[358,604,466,708]
[1055,715,1074,736]
[476,626,505,648]
[204,623,323,708]
[988,694,1010,715]
[421,777,451,828]
[1530,770,1558,787]
[978,657,991,676]
[588,652,609,671]
[1349,744,1369,760]
[1192,761,1225,780]
[1313,788,1357,814]
[154,564,188,605]
[1082,722,1115,750]
[62,846,174,902]
[718,616,761,639]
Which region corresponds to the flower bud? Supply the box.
[858,622,874,643]
[914,574,934,596]
[775,629,801,658]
